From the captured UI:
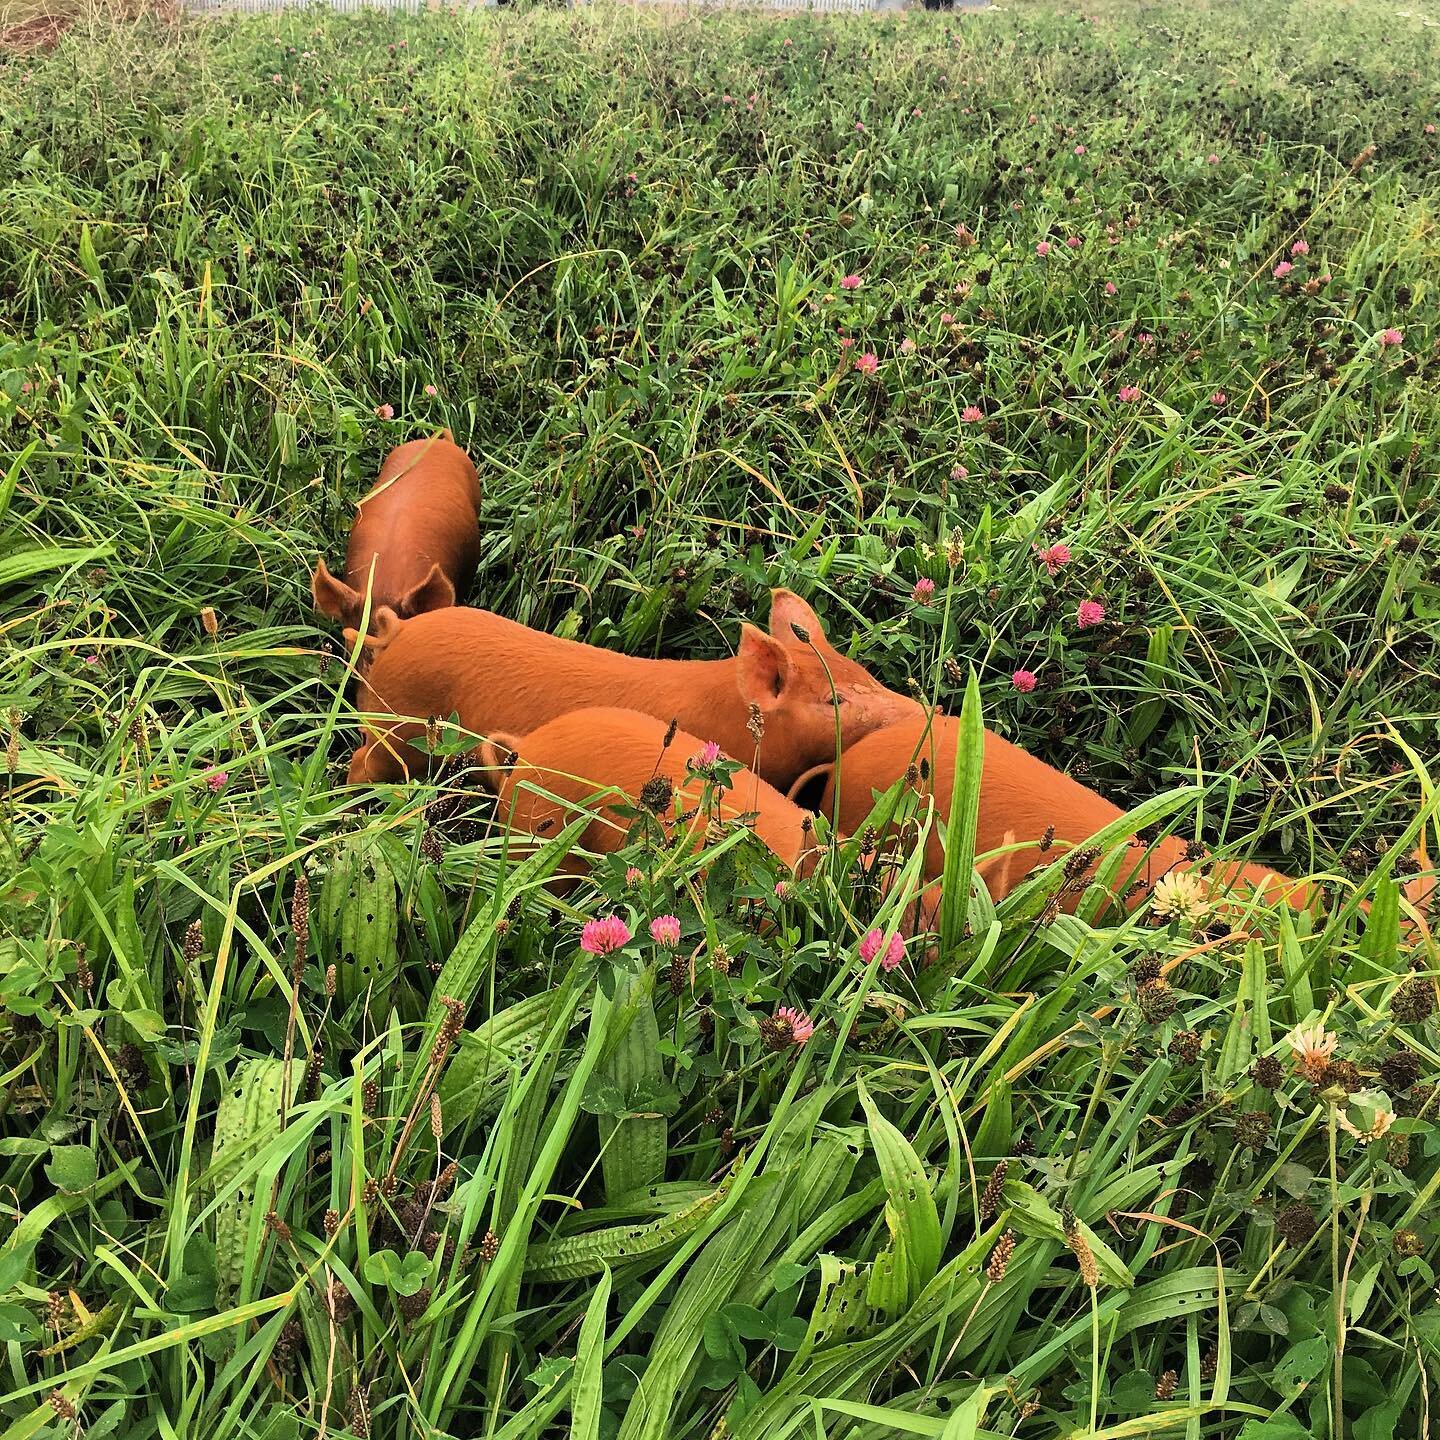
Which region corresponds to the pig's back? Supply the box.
[503,709,806,863]
[346,440,482,599]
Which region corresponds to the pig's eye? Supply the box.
[832,694,850,706]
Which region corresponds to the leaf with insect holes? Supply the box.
[858,1080,940,1303]
[1271,1335,1329,1392]
[318,832,399,1010]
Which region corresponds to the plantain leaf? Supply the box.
[570,1266,612,1440]
[0,543,113,592]
[939,669,986,954]
[859,1080,940,1303]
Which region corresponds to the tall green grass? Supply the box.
[1,1,1438,1436]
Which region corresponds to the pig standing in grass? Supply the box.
[345,590,922,792]
[311,432,482,637]
[799,713,1321,917]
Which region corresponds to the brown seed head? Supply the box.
[1234,1111,1271,1152]
[274,1318,302,1370]
[183,920,205,965]
[328,1279,356,1323]
[306,1038,325,1103]
[349,1384,371,1439]
[746,703,765,744]
[1393,1227,1425,1259]
[979,1159,1008,1224]
[290,870,310,972]
[1168,1030,1202,1065]
[986,1229,1015,1284]
[1062,1207,1099,1288]
[1137,978,1177,1024]
[1379,1049,1423,1093]
[1130,953,1163,985]
[1276,1201,1318,1248]
[435,996,465,1059]
[1391,976,1435,1024]
[640,774,674,813]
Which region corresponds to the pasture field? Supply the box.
[2,0,1439,1436]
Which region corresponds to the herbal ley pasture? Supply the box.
[1,2,1439,1438]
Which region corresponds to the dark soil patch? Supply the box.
[0,11,73,50]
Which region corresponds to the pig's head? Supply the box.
[734,588,921,784]
[311,558,456,631]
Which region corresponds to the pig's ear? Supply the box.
[737,624,794,706]
[769,588,826,645]
[312,559,360,622]
[477,732,524,789]
[786,761,834,809]
[397,562,456,617]
[346,745,371,785]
